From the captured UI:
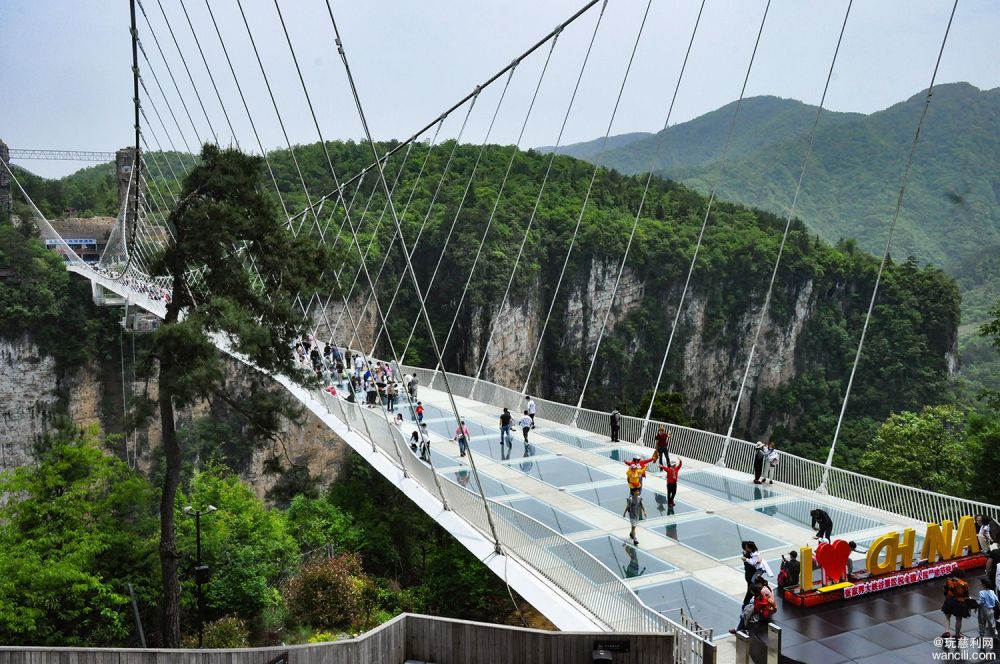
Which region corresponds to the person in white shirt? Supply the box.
[525,395,536,429]
[518,410,533,444]
[761,442,779,484]
[418,423,431,462]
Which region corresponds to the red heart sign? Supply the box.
[815,539,852,583]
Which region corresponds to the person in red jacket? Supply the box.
[661,458,682,506]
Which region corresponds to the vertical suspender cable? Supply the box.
[326,4,508,552]
[638,0,773,444]
[472,1,610,395]
[818,0,959,494]
[434,37,562,392]
[717,0,853,467]
[573,0,706,420]
[521,0,653,395]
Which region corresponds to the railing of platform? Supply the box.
[399,362,1000,526]
[308,385,716,664]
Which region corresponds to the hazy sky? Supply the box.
[2,0,998,179]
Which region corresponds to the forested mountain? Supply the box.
[549,83,1000,280]
[12,139,962,466]
[537,131,651,160]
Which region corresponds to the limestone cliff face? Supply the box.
[0,335,350,497]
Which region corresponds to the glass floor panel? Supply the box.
[507,457,617,488]
[500,497,594,535]
[468,437,551,461]
[636,578,742,639]
[426,447,465,468]
[648,515,788,561]
[445,469,523,500]
[754,498,886,535]
[682,470,781,503]
[543,429,608,450]
[571,483,699,518]
[593,447,660,464]
[574,535,676,579]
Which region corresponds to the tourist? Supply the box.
[525,395,536,429]
[418,423,431,462]
[499,407,513,446]
[415,401,424,424]
[394,412,404,429]
[454,419,471,457]
[941,569,972,639]
[778,551,800,589]
[623,487,645,546]
[729,580,776,636]
[625,454,658,493]
[810,508,834,541]
[409,430,419,452]
[752,441,767,484]
[518,410,533,444]
[661,457,682,506]
[741,541,761,604]
[846,541,858,576]
[354,353,364,379]
[409,374,420,401]
[610,408,620,442]
[654,425,671,466]
[978,577,998,639]
[761,441,779,484]
[386,380,397,412]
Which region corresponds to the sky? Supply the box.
[2,0,998,179]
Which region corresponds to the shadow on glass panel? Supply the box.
[682,470,781,503]
[574,535,676,579]
[753,498,886,535]
[571,483,698,518]
[542,429,608,449]
[445,469,522,499]
[636,578,742,639]
[654,516,788,560]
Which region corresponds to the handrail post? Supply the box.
[767,623,782,664]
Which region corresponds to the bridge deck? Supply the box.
[392,381,925,642]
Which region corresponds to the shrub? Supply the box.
[181,615,250,648]
[284,554,365,629]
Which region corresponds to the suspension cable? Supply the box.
[136,0,203,145]
[818,0,959,493]
[397,72,517,362]
[574,0,706,418]
[269,0,422,471]
[638,0,773,444]
[361,97,481,352]
[435,35,562,390]
[152,0,218,143]
[326,3,504,551]
[472,0,609,392]
[330,119,445,342]
[718,0,853,467]
[177,0,238,146]
[522,0,651,395]
[137,43,195,155]
[285,0,603,226]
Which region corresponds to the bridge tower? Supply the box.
[0,139,11,224]
[115,147,139,246]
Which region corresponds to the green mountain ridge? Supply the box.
[546,83,1000,287]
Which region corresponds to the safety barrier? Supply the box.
[399,363,1000,526]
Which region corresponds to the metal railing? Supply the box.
[309,385,716,664]
[400,363,1000,526]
